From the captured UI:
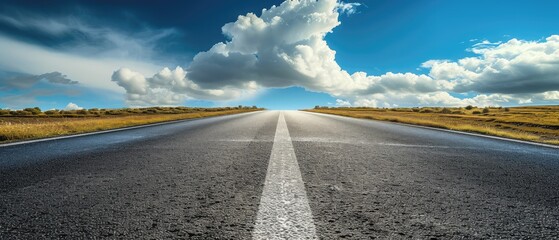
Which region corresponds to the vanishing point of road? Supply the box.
[1,111,558,239]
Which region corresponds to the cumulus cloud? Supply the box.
[111,67,184,106]
[64,102,83,110]
[111,66,259,106]
[187,0,346,91]
[113,0,559,107]
[114,0,364,105]
[333,34,559,107]
[450,36,559,94]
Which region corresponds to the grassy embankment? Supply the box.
[0,106,262,143]
[307,106,559,145]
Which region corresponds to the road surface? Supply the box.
[1,110,558,239]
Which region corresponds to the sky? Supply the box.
[1,0,559,110]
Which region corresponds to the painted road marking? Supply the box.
[253,111,318,239]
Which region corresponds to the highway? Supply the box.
[1,110,558,239]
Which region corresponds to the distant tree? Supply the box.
[504,107,510,112]
[465,105,474,110]
[44,110,59,115]
[441,108,452,114]
[482,107,490,114]
[16,110,32,116]
[23,107,42,115]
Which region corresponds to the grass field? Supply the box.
[0,106,262,143]
[307,106,559,146]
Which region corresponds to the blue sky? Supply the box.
[1,0,559,110]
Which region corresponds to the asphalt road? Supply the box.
[1,110,559,239]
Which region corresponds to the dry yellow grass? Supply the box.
[0,109,260,143]
[307,106,559,145]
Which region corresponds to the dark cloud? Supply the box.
[0,71,77,90]
[36,72,78,85]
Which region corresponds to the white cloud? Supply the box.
[351,35,559,107]
[64,102,83,110]
[471,40,502,48]
[335,99,351,106]
[115,0,356,105]
[111,0,559,108]
[448,36,559,94]
[111,67,185,106]
[337,2,361,15]
[114,0,379,105]
[543,91,559,100]
[111,67,259,106]
[111,68,148,95]
[188,0,345,91]
[353,98,378,107]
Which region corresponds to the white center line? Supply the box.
[253,111,318,239]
